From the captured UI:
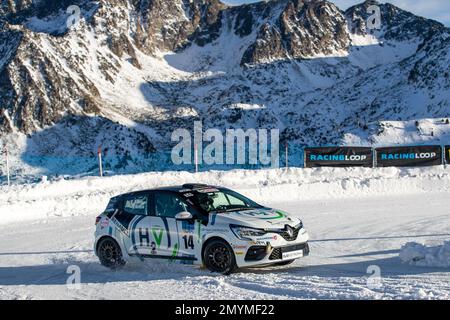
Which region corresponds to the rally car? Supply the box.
[94,184,309,274]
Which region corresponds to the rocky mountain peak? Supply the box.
[240,0,350,65]
[0,0,449,176]
[126,0,225,53]
[345,0,445,41]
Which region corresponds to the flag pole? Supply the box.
[98,146,103,177]
[5,145,10,186]
[194,143,199,173]
[285,142,289,171]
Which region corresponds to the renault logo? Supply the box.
[285,225,294,237]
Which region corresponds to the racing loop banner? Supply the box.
[304,147,373,168]
[376,145,442,167]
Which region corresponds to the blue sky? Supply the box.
[223,0,450,26]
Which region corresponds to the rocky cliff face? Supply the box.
[0,0,228,133]
[240,0,350,65]
[0,0,449,176]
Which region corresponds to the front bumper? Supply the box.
[244,242,309,262]
[266,242,310,260]
[233,230,310,267]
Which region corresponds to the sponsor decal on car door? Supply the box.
[134,216,179,259]
[144,191,188,260]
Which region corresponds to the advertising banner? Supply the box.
[375,145,442,167]
[304,147,373,168]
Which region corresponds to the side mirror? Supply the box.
[175,211,193,220]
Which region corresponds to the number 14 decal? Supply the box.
[182,235,194,250]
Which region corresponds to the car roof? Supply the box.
[117,184,224,198]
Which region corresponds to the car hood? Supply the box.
[211,208,301,229]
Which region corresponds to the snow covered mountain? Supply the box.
[0,0,449,177]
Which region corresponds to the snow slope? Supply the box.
[0,167,449,300]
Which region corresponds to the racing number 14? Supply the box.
[182,235,195,250]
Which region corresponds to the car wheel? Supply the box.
[274,259,296,266]
[203,239,237,275]
[97,238,125,269]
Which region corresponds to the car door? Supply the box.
[175,201,203,263]
[148,191,184,259]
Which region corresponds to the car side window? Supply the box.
[123,194,148,216]
[155,192,190,218]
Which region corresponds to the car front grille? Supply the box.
[269,243,309,261]
[269,248,282,260]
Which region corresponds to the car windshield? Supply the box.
[182,189,263,214]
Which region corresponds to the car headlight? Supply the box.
[230,225,267,240]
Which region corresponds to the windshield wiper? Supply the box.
[214,207,257,213]
[234,207,257,212]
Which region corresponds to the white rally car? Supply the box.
[94,184,309,274]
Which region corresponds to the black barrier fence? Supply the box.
[375,145,443,168]
[446,146,450,165]
[304,147,373,168]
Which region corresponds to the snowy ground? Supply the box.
[0,168,449,300]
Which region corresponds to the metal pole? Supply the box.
[303,147,307,168]
[373,148,377,168]
[194,144,199,173]
[5,145,10,186]
[98,146,103,177]
[443,145,447,167]
[445,145,447,166]
[285,142,289,170]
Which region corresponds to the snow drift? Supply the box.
[400,242,450,268]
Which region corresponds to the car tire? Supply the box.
[97,237,126,269]
[274,259,296,266]
[203,239,237,275]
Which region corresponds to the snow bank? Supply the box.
[1,166,450,225]
[399,242,450,268]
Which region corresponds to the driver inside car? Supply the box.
[196,193,215,213]
[156,194,185,217]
